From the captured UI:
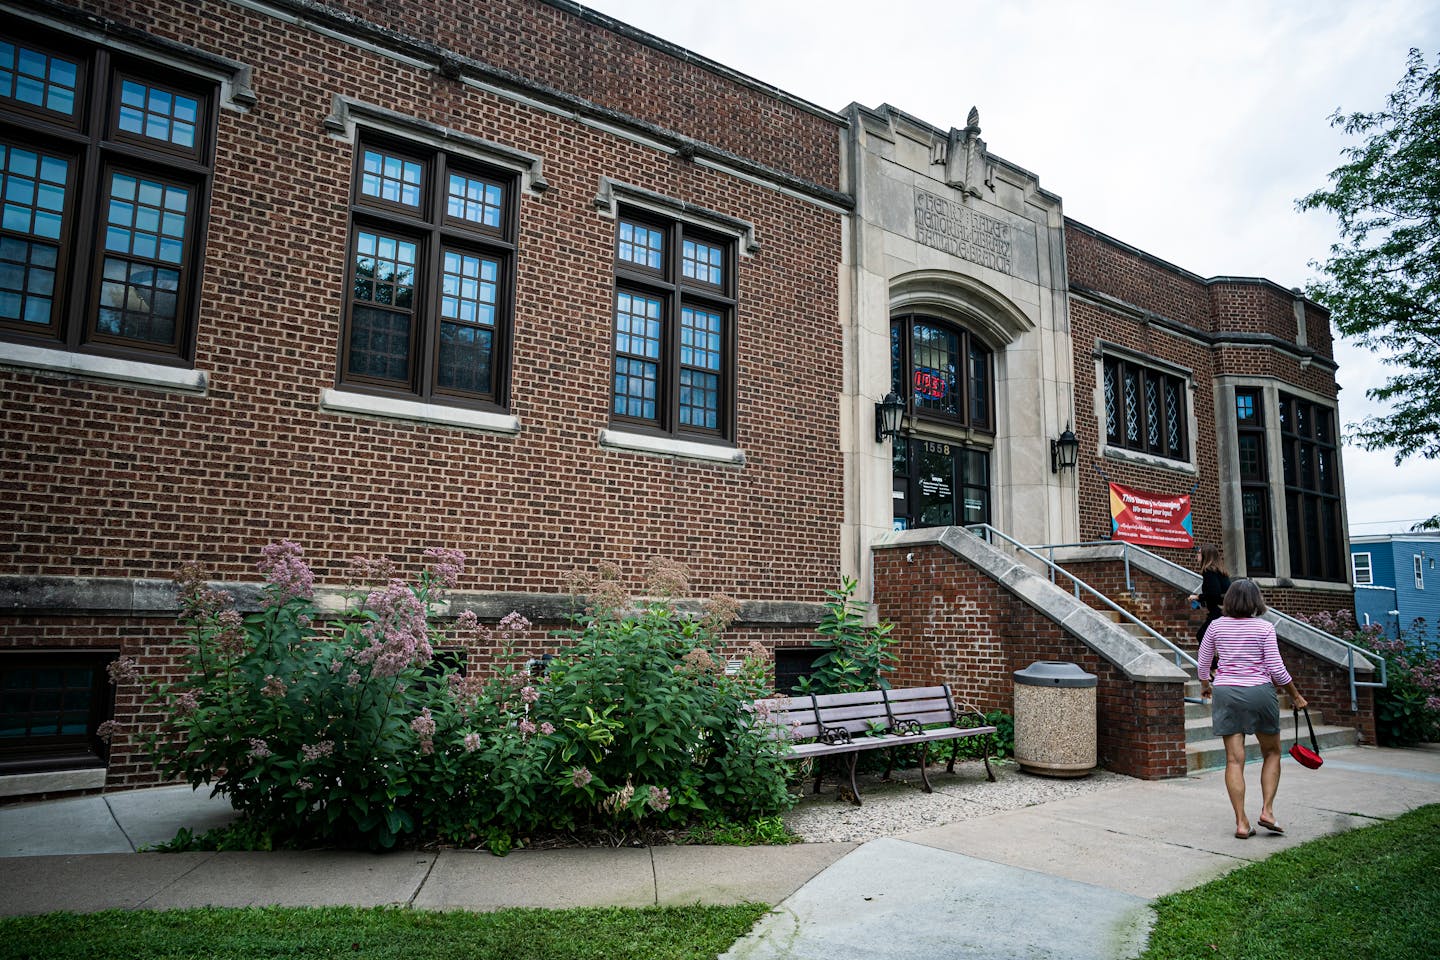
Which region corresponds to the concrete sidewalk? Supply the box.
[3,744,1438,960]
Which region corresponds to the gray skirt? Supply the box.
[1210,684,1280,736]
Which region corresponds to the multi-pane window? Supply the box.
[1280,394,1343,581]
[0,651,114,773]
[890,315,993,431]
[1103,356,1187,460]
[0,29,214,360]
[1416,555,1425,591]
[341,139,515,406]
[611,212,735,439]
[1235,388,1273,576]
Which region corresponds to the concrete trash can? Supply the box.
[1013,661,1098,778]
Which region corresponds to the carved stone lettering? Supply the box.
[913,188,1013,275]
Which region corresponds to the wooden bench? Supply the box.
[758,684,997,805]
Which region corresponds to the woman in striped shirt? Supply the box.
[1198,579,1308,839]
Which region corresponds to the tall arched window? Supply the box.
[890,314,995,530]
[891,314,993,430]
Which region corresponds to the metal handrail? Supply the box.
[1031,538,1388,712]
[962,524,1199,675]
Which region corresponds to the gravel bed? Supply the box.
[782,758,1134,843]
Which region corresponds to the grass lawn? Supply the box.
[1140,803,1440,960]
[0,903,771,960]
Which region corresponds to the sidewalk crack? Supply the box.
[650,845,658,906]
[134,852,218,909]
[103,795,137,853]
[408,851,442,909]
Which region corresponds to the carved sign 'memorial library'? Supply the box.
[914,189,1014,275]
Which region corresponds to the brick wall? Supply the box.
[873,544,1188,780]
[1,0,844,793]
[1064,220,1344,607]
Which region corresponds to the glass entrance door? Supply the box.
[892,437,990,530]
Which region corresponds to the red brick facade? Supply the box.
[0,0,845,792]
[1,1,1366,797]
[873,544,1189,780]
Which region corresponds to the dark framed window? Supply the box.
[0,25,215,362]
[1102,356,1188,460]
[1280,394,1342,581]
[890,315,993,431]
[611,211,735,440]
[1235,388,1274,576]
[0,651,115,773]
[892,437,990,530]
[340,136,516,407]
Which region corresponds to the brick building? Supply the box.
[1,0,1361,796]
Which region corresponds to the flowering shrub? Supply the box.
[1301,609,1439,746]
[541,559,794,827]
[113,544,791,853]
[114,543,481,849]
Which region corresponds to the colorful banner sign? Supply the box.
[1108,482,1194,549]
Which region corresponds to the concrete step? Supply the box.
[1185,722,1358,773]
[1184,708,1330,744]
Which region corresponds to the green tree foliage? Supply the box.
[1298,48,1440,462]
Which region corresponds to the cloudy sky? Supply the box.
[586,0,1439,535]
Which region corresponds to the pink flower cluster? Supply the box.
[520,685,540,705]
[214,609,247,657]
[248,738,271,759]
[96,720,117,743]
[571,766,593,788]
[353,580,433,677]
[106,657,140,686]
[646,786,671,813]
[463,732,482,753]
[261,674,287,698]
[301,741,334,761]
[411,707,436,754]
[173,690,199,716]
[257,540,315,606]
[423,547,466,592]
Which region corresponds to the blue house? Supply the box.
[1350,532,1440,645]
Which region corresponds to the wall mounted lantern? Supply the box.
[875,392,905,444]
[1051,425,1080,473]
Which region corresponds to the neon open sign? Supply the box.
[913,368,948,400]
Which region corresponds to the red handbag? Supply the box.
[1288,706,1323,769]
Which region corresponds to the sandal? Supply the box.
[1234,826,1256,839]
[1257,817,1285,835]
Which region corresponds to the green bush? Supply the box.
[1301,610,1439,746]
[118,546,793,853]
[795,577,898,695]
[540,560,794,829]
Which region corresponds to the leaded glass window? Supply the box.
[1102,356,1188,460]
[1280,393,1342,581]
[889,315,993,433]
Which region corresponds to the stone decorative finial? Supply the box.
[936,106,994,199]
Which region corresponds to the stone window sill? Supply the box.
[320,388,520,434]
[600,428,745,465]
[1,342,206,393]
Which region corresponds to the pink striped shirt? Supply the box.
[1197,616,1292,687]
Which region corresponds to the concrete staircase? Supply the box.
[1098,610,1359,772]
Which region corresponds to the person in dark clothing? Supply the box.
[1189,543,1232,645]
